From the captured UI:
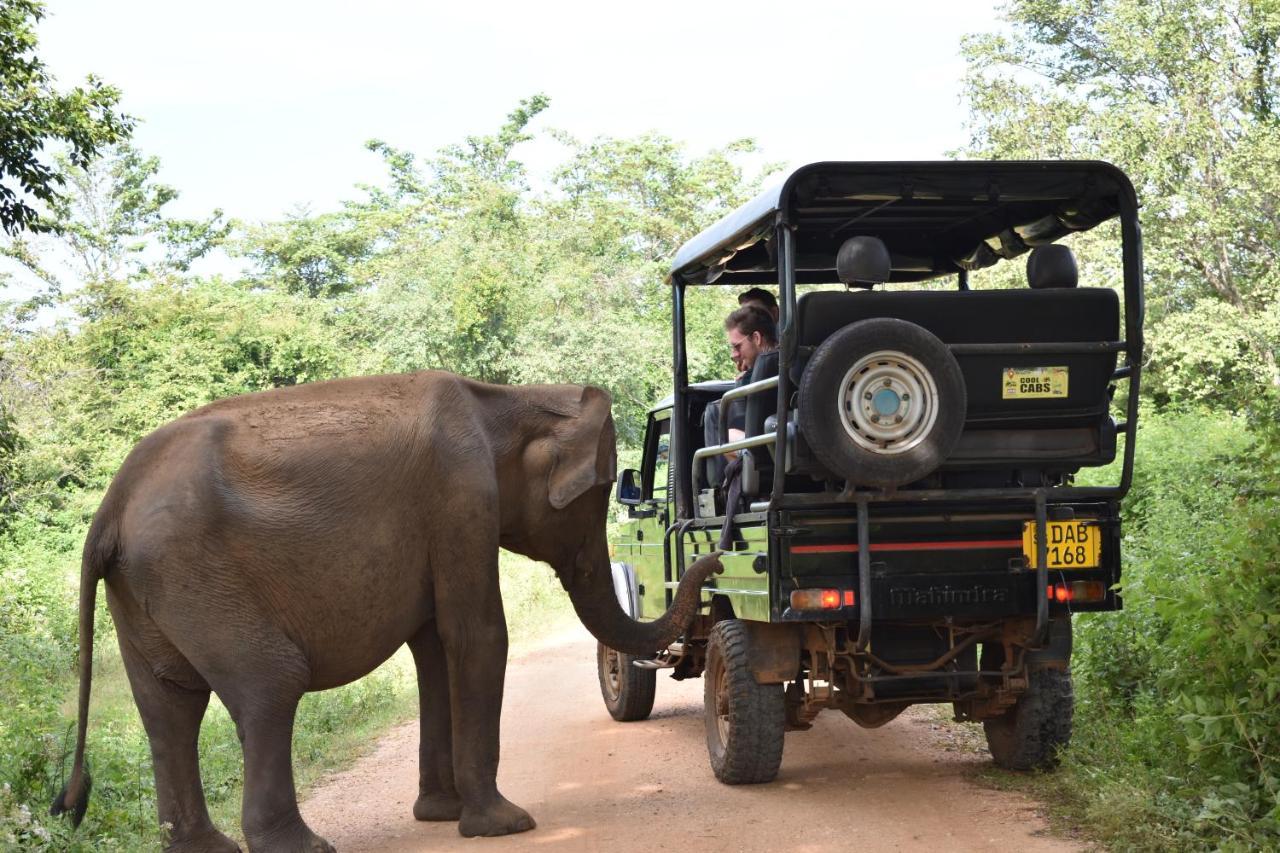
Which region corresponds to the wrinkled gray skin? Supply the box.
[51,372,721,852]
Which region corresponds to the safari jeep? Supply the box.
[597,161,1143,780]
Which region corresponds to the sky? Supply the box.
[36,0,998,220]
[5,0,1002,300]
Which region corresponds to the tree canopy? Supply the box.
[0,0,132,236]
[963,3,1280,845]
[962,0,1280,410]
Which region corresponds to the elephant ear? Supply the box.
[547,386,618,510]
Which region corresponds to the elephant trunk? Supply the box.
[567,550,722,657]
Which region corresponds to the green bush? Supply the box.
[1059,409,1280,849]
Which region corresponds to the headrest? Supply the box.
[1026,244,1078,289]
[836,236,891,287]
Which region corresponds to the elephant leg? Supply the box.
[111,592,239,852]
[435,557,535,838]
[407,622,461,821]
[215,647,332,853]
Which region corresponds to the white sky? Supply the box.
[37,0,998,218]
[6,0,1000,298]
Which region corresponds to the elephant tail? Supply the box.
[49,514,116,827]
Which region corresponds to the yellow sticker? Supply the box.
[1003,366,1069,399]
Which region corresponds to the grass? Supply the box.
[498,550,579,653]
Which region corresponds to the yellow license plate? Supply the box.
[1003,366,1069,399]
[1022,520,1101,569]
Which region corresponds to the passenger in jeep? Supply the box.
[737,286,779,324]
[703,304,777,483]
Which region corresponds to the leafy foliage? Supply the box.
[0,0,132,235]
[341,98,770,436]
[961,3,1280,846]
[0,394,20,530]
[2,144,231,320]
[1057,410,1280,849]
[241,210,373,298]
[962,0,1280,411]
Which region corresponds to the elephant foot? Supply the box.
[246,821,334,853]
[413,791,463,822]
[164,828,242,853]
[457,797,536,838]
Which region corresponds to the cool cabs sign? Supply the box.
[1003,366,1069,399]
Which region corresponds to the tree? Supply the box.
[355,101,774,429]
[1,144,230,318]
[551,132,774,264]
[0,389,20,530]
[357,97,553,384]
[242,209,373,298]
[236,97,775,435]
[961,0,1280,409]
[0,0,132,235]
[519,132,777,435]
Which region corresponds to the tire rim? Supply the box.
[837,349,939,455]
[714,661,731,745]
[602,647,622,701]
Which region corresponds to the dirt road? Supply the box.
[303,625,1080,852]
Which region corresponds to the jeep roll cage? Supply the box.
[661,161,1143,649]
[668,160,1143,518]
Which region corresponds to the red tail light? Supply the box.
[1047,581,1106,603]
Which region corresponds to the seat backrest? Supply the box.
[743,350,780,438]
[793,288,1120,428]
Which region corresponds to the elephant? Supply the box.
[49,371,721,852]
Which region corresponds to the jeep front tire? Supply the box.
[597,643,657,722]
[704,620,785,784]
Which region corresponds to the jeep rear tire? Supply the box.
[597,643,657,722]
[704,620,785,784]
[797,318,966,488]
[983,668,1074,770]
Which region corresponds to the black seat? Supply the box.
[791,287,1120,471]
[733,352,782,498]
[794,288,1118,426]
[743,350,779,437]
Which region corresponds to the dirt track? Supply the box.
[302,625,1081,852]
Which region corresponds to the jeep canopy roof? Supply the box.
[669,161,1138,286]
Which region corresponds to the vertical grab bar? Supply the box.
[855,496,873,651]
[1034,490,1049,646]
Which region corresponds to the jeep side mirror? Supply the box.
[616,469,642,506]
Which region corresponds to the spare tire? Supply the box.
[797,318,965,487]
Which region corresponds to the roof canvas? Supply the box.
[668,161,1136,286]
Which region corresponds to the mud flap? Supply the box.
[742,621,803,684]
[1026,615,1073,671]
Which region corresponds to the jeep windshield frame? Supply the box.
[665,160,1144,521]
